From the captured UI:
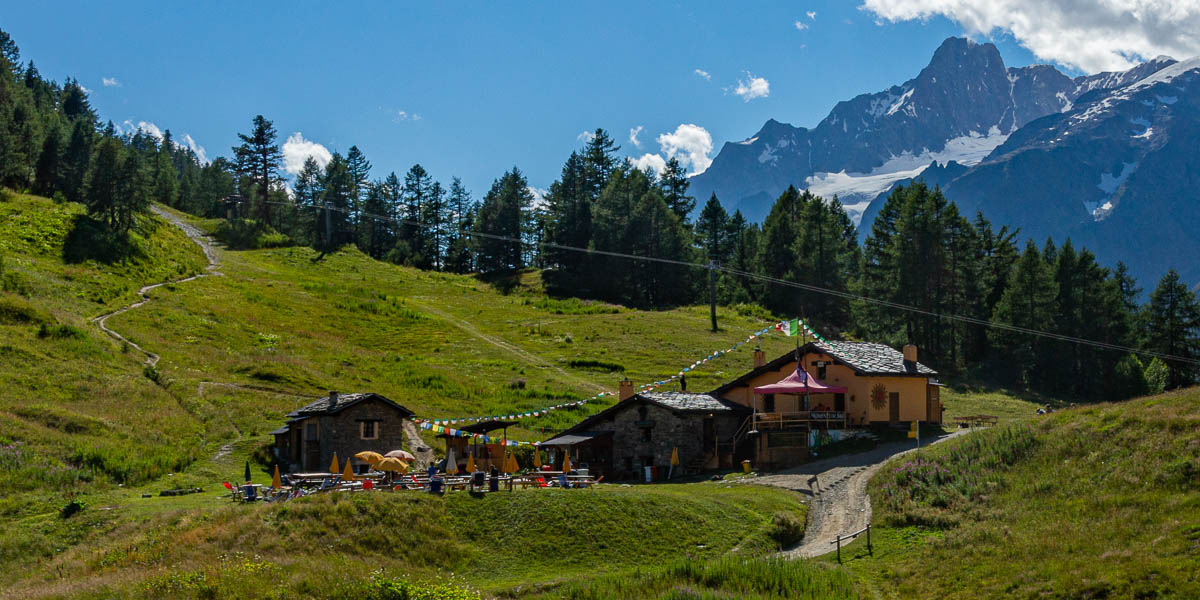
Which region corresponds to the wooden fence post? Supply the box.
[867,524,873,556]
[836,534,842,563]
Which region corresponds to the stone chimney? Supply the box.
[618,378,635,402]
[902,344,918,364]
[327,390,339,408]
[753,347,766,368]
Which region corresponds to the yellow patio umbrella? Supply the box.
[562,451,572,474]
[328,452,340,474]
[271,464,283,489]
[341,458,356,482]
[465,452,476,473]
[533,446,542,469]
[376,457,408,473]
[355,450,384,465]
[385,449,416,462]
[502,451,517,474]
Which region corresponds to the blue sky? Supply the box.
[4,2,1059,198]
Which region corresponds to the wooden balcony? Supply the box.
[752,411,847,430]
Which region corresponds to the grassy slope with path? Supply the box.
[828,388,1200,599]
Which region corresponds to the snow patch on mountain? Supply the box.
[1090,161,1137,220]
[806,127,1009,224]
[886,88,915,116]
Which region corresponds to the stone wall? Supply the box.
[603,400,742,478]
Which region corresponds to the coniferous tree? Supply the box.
[991,240,1058,387]
[445,177,476,274]
[153,131,179,207]
[33,120,63,196]
[475,167,532,272]
[232,115,282,226]
[581,128,619,199]
[115,147,150,233]
[317,153,353,250]
[84,137,123,230]
[659,157,694,222]
[1143,269,1200,389]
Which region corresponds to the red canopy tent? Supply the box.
[753,368,848,395]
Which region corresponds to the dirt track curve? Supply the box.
[90,206,222,367]
[752,430,967,558]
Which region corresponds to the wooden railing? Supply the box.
[752,411,846,430]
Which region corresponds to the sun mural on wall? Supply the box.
[871,383,888,410]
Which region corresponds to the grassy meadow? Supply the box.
[829,388,1200,599]
[7,190,1191,599]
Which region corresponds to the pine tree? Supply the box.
[696,193,729,263]
[33,120,63,196]
[292,156,324,245]
[991,240,1058,387]
[1143,269,1200,389]
[153,131,179,207]
[581,128,619,199]
[659,156,694,221]
[317,153,353,251]
[542,151,592,278]
[84,137,122,230]
[346,145,371,233]
[475,167,532,272]
[445,177,476,274]
[115,147,150,233]
[232,115,282,226]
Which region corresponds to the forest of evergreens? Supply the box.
[0,27,1196,400]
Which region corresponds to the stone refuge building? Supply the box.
[272,392,414,473]
[542,390,749,481]
[546,341,940,477]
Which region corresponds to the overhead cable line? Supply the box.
[256,199,1200,367]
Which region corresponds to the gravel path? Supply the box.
[90,206,222,366]
[752,430,968,558]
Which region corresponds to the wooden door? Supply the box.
[888,392,900,424]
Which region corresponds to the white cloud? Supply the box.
[733,72,770,102]
[657,123,715,176]
[629,125,644,148]
[629,153,668,175]
[102,77,120,87]
[694,68,712,80]
[282,132,333,176]
[794,21,809,30]
[393,109,422,122]
[180,133,209,165]
[807,10,818,19]
[860,0,1200,73]
[626,124,715,177]
[577,130,597,143]
[123,120,164,141]
[527,186,548,209]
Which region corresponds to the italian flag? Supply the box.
[776,318,799,337]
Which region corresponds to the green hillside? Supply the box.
[833,388,1200,599]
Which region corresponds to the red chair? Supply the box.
[363,480,374,490]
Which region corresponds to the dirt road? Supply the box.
[753,430,967,558]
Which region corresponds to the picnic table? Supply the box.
[953,415,999,428]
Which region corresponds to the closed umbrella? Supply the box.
[445,447,458,475]
[341,458,356,482]
[272,464,283,489]
[562,451,572,474]
[385,450,415,462]
[502,451,517,474]
[669,447,680,479]
[244,460,252,483]
[329,452,340,474]
[466,452,476,473]
[533,446,542,469]
[355,451,384,465]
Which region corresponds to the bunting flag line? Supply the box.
[418,421,541,446]
[412,317,830,423]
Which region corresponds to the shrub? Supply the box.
[568,359,625,372]
[215,218,292,250]
[37,323,87,340]
[0,295,49,324]
[769,510,806,548]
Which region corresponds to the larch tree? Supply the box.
[232,115,282,226]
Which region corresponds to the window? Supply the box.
[360,421,379,440]
[763,394,776,413]
[817,364,827,380]
[642,427,653,442]
[638,406,649,420]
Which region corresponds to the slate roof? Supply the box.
[710,341,936,396]
[639,391,746,413]
[285,392,415,419]
[812,341,938,376]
